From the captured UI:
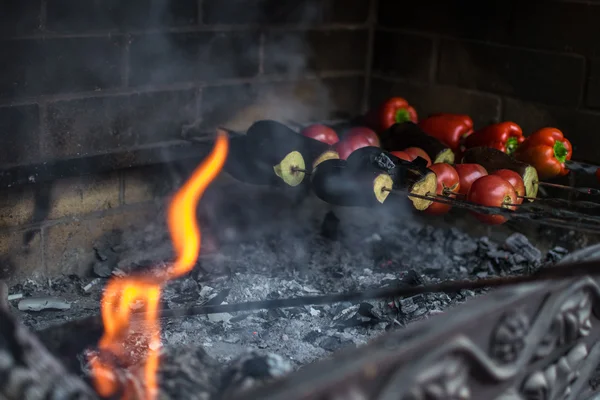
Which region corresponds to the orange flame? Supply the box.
[90,133,229,400]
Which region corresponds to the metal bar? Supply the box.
[231,243,600,400]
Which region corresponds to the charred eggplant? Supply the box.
[379,122,455,164]
[246,120,339,186]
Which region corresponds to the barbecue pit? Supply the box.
[1,1,600,399]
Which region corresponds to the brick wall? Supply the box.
[371,0,600,164]
[0,0,373,281]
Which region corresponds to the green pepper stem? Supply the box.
[553,140,568,163]
[505,136,519,156]
[395,108,411,123]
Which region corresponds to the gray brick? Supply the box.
[44,89,197,159]
[46,0,198,32]
[264,30,368,75]
[203,0,370,25]
[372,30,434,82]
[438,39,585,107]
[0,0,41,38]
[0,37,123,99]
[128,32,260,86]
[0,105,40,167]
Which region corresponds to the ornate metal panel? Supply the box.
[232,244,600,400]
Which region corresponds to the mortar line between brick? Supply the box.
[121,36,131,88]
[38,101,48,160]
[580,57,590,108]
[258,32,266,75]
[0,201,162,234]
[118,171,125,206]
[39,0,47,32]
[362,0,378,113]
[6,24,369,40]
[497,97,505,122]
[0,71,365,107]
[197,0,203,25]
[429,36,440,84]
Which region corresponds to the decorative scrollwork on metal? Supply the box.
[522,343,589,400]
[534,291,592,361]
[403,357,471,400]
[490,311,531,364]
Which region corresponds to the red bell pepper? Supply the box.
[369,97,418,132]
[418,113,473,152]
[464,121,525,155]
[515,127,572,180]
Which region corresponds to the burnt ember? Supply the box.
[3,180,578,398]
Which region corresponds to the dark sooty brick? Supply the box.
[263,30,368,75]
[203,0,370,25]
[438,39,585,107]
[512,0,600,56]
[46,0,198,32]
[128,32,260,86]
[44,89,197,159]
[370,78,500,128]
[0,37,123,99]
[0,105,40,166]
[504,98,600,164]
[372,30,433,82]
[586,58,600,109]
[0,0,41,38]
[378,0,513,43]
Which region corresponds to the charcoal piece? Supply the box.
[402,270,425,286]
[319,336,345,352]
[169,278,200,304]
[302,330,323,343]
[219,351,293,398]
[504,233,542,264]
[0,306,98,399]
[92,262,112,278]
[203,288,231,306]
[320,210,340,240]
[18,297,71,312]
[137,346,219,400]
[451,238,479,256]
[546,246,569,263]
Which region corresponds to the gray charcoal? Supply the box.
[504,233,542,264]
[18,297,71,312]
[92,262,112,278]
[219,351,293,398]
[451,238,479,255]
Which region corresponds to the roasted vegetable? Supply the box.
[368,97,418,132]
[310,159,394,207]
[467,175,517,225]
[246,120,339,186]
[345,146,437,210]
[515,127,572,180]
[464,121,524,156]
[379,122,455,164]
[424,163,461,215]
[418,114,473,152]
[462,147,538,200]
[223,135,276,185]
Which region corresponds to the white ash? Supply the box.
[6,183,578,396]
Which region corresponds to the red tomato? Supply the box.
[492,169,525,204]
[390,150,411,161]
[424,163,460,215]
[300,124,339,145]
[334,135,371,160]
[344,127,380,147]
[454,164,488,196]
[467,175,517,225]
[403,147,432,167]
